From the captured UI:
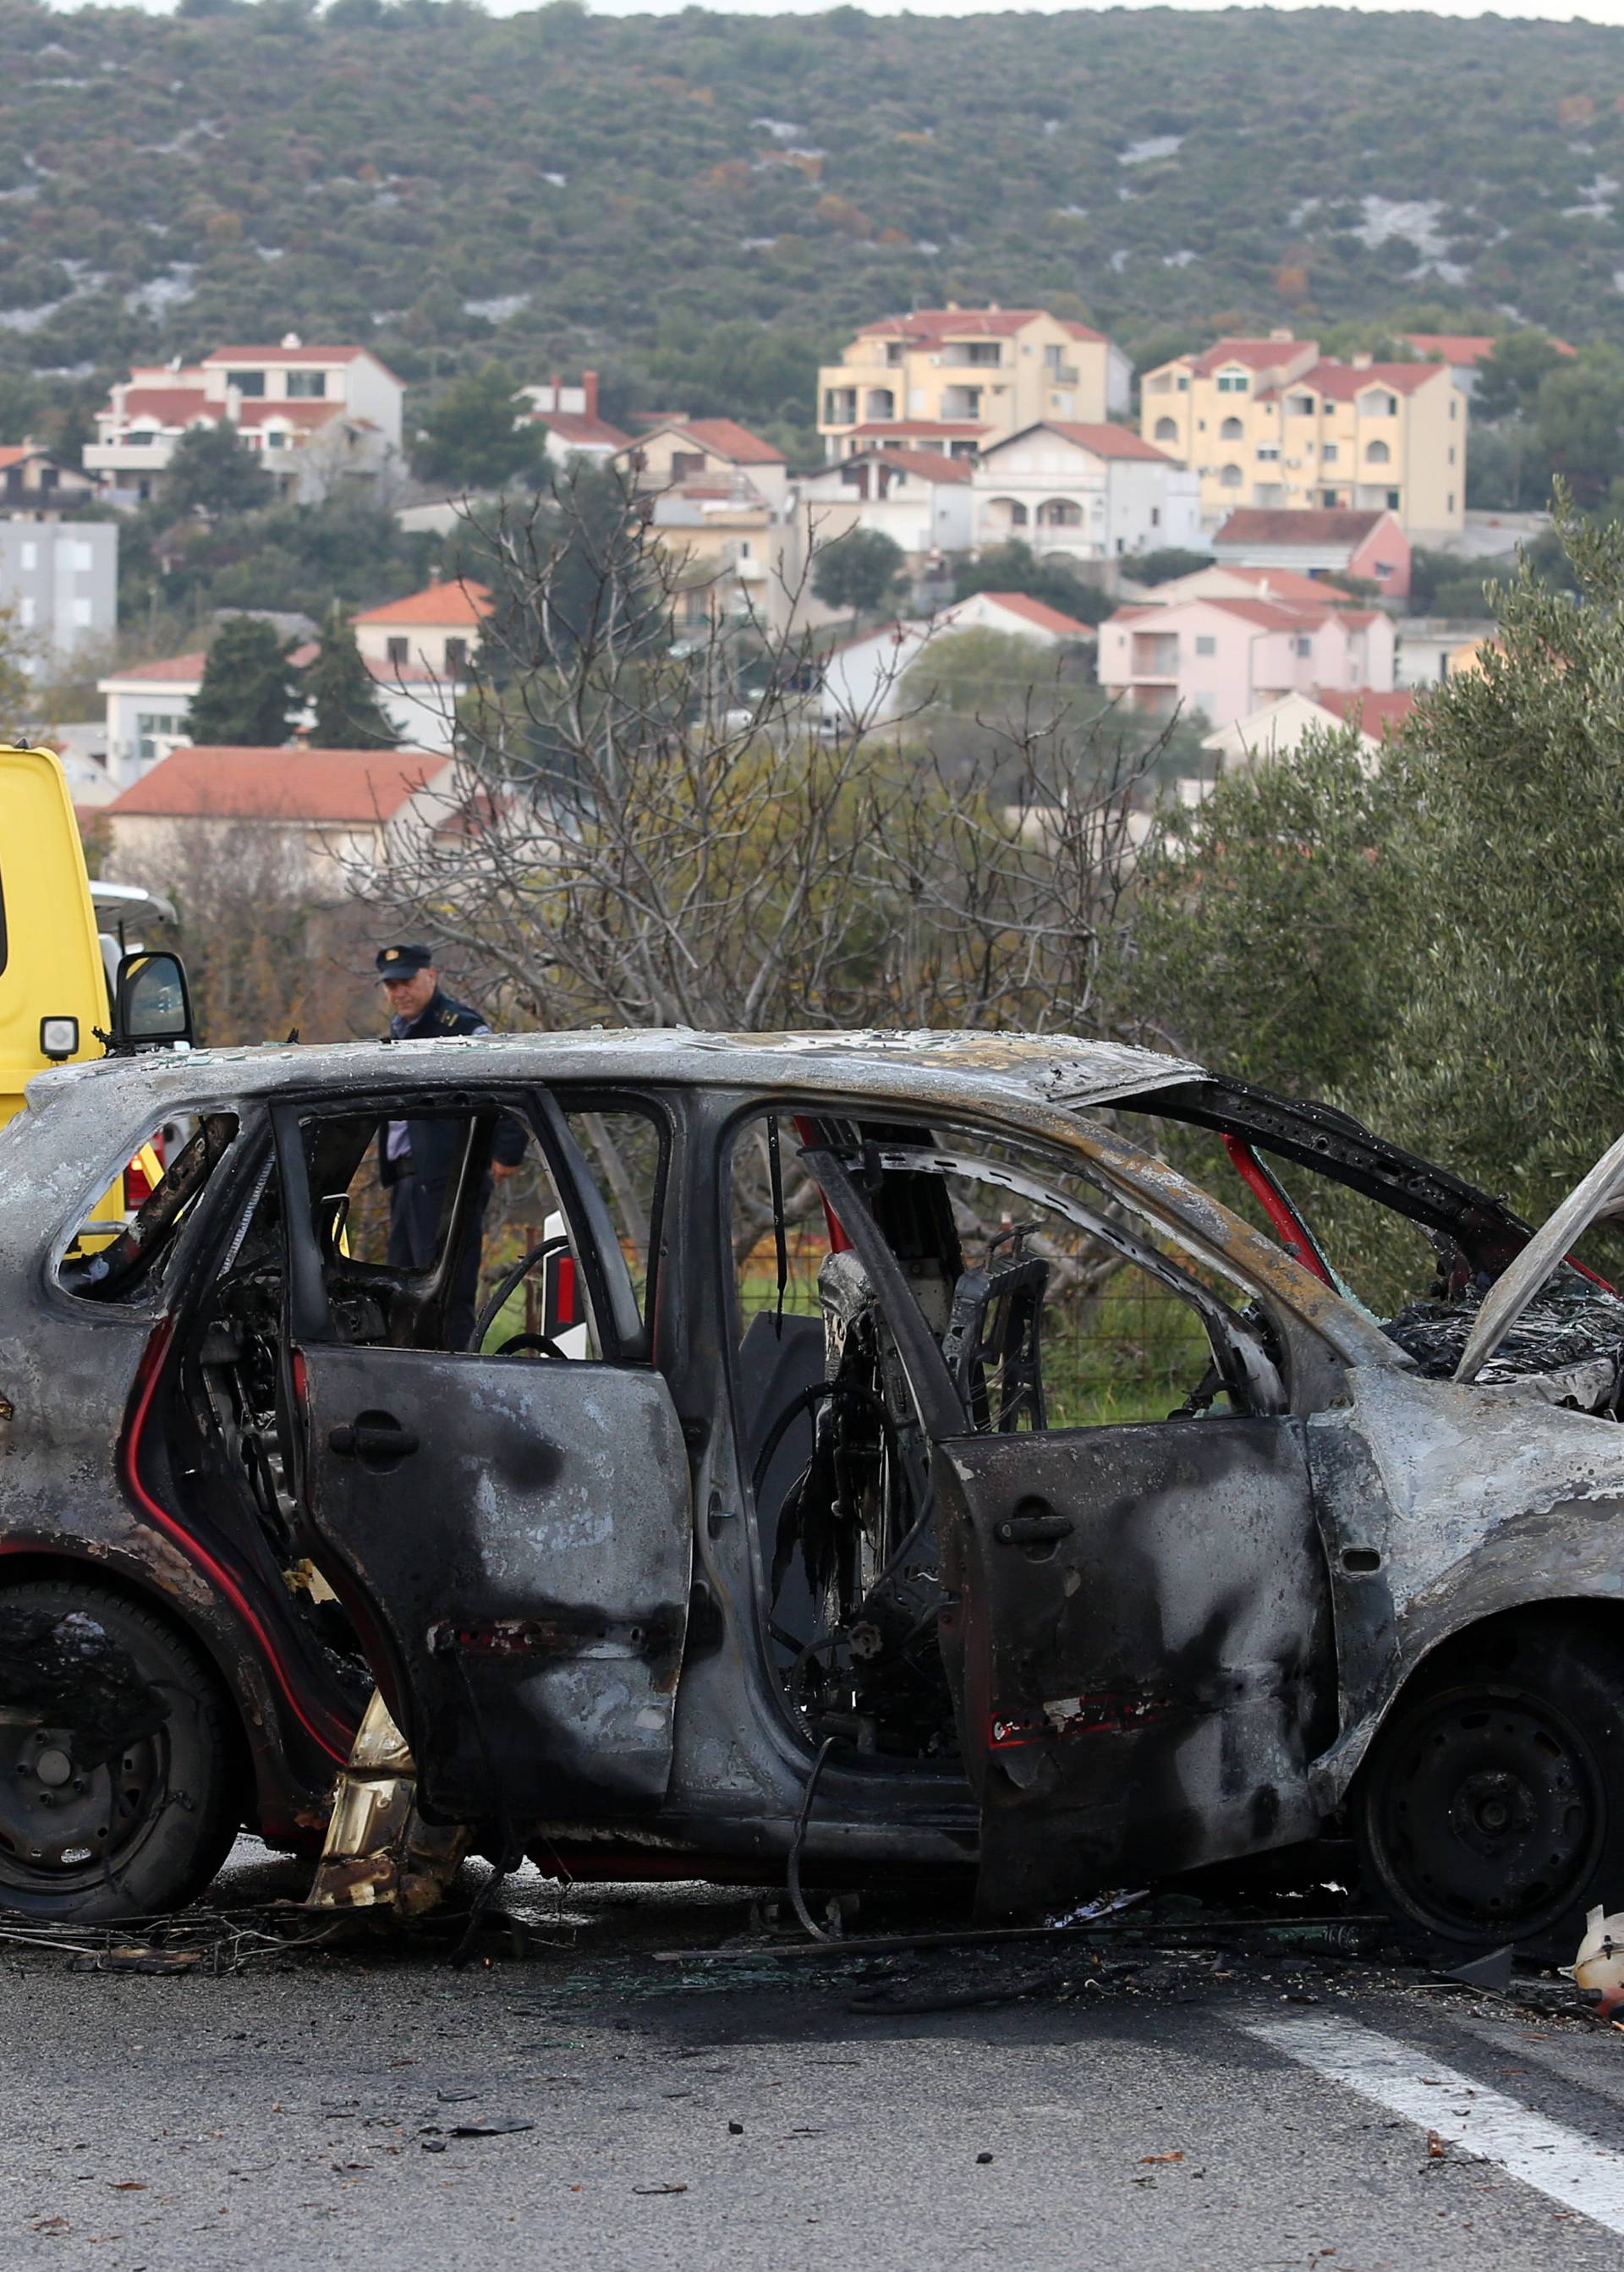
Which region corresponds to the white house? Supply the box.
[973,423,1202,563]
[933,590,1096,645]
[1201,686,1417,771]
[796,449,974,563]
[85,338,404,504]
[1396,616,1499,687]
[518,372,631,465]
[102,744,458,900]
[99,591,481,782]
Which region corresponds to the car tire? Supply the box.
[0,1579,242,1924]
[1354,1611,1624,1960]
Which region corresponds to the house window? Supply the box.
[444,637,468,674]
[1448,446,1456,466]
[671,452,705,481]
[40,466,58,491]
[225,370,266,397]
[1257,445,1281,461]
[387,636,409,669]
[286,370,327,399]
[1388,490,1402,509]
[1288,394,1315,416]
[1194,634,1216,656]
[1320,489,1341,507]
[20,541,36,570]
[1374,560,1393,579]
[1149,506,1160,527]
[885,343,904,366]
[961,343,1001,366]
[1365,439,1391,465]
[71,596,94,628]
[265,430,286,449]
[1154,416,1178,442]
[1293,634,1313,656]
[1215,371,1249,393]
[737,540,753,557]
[1177,375,1189,392]
[1322,442,1339,464]
[1220,415,1244,441]
[136,711,178,767]
[1218,464,1244,488]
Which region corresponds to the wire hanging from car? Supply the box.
[787,1735,837,1941]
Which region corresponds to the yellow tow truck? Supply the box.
[1,744,194,1222]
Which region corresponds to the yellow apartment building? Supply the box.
[818,306,1131,461]
[1139,335,1465,539]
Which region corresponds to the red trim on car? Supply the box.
[120,1320,353,1765]
[1223,1134,1332,1286]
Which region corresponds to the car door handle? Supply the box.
[329,1420,420,1459]
[995,1510,1073,1545]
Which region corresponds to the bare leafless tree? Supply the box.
[367,476,1171,1054]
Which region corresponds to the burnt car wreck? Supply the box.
[5,1029,1624,1956]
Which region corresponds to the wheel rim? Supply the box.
[1367,1682,1603,1941]
[0,1718,168,1894]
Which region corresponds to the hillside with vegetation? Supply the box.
[4,0,1624,459]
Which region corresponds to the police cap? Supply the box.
[376,942,436,982]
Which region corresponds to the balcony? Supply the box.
[821,389,858,427]
[84,434,179,475]
[1130,633,1179,679]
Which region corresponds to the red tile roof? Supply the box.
[964,591,1097,639]
[1219,566,1359,605]
[848,420,988,440]
[1402,332,1577,365]
[352,579,492,628]
[822,448,973,485]
[1188,338,1314,376]
[985,420,1171,463]
[105,650,207,685]
[635,417,785,466]
[540,410,632,448]
[1303,359,1444,401]
[107,745,446,822]
[859,307,1043,342]
[1215,508,1394,548]
[237,398,344,429]
[1314,688,1416,736]
[0,444,36,470]
[118,389,221,426]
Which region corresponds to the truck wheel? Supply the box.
[1354,1612,1624,1960]
[0,1580,241,1923]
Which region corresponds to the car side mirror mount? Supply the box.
[111,950,195,1055]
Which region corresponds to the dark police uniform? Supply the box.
[376,945,526,1349]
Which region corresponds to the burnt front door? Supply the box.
[935,1417,1332,1920]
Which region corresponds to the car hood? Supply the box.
[1455,1129,1624,1384]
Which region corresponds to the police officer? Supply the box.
[375,943,526,1349]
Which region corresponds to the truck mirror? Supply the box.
[112,950,195,1054]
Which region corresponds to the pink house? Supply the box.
[1210,508,1412,601]
[1098,593,1396,731]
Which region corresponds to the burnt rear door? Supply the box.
[935,1417,1330,1919]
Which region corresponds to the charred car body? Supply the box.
[4,1029,1624,1954]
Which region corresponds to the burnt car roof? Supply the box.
[21,1028,1207,1120]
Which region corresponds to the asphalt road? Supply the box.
[7,1841,1624,2272]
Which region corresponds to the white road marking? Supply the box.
[1239,2011,1624,2235]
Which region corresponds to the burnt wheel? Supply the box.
[0,1581,241,1923]
[1354,1614,1624,1957]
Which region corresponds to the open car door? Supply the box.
[806,1146,1334,1923]
[272,1096,692,1828]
